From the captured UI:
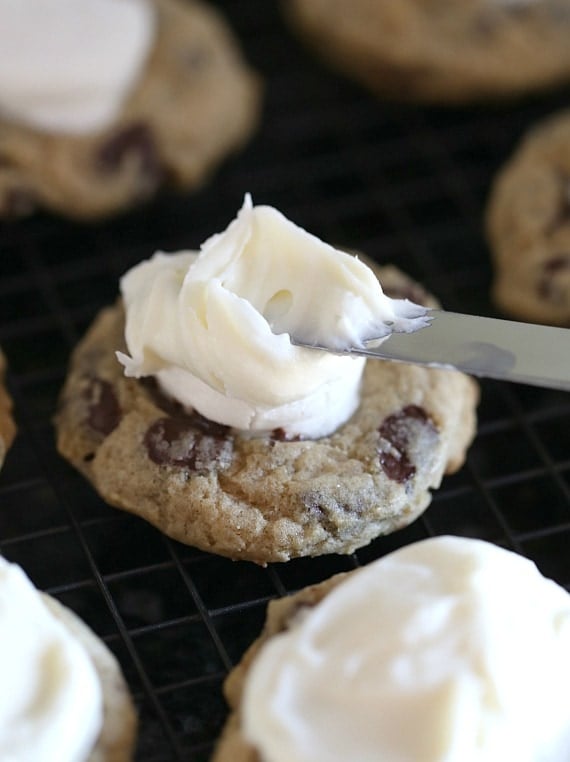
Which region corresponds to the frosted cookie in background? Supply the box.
[0,0,261,220]
[55,197,477,564]
[0,349,16,471]
[487,110,570,326]
[0,556,137,761]
[284,0,570,103]
[213,536,570,762]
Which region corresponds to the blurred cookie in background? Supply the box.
[0,349,16,471]
[487,110,570,326]
[284,0,570,103]
[0,0,262,220]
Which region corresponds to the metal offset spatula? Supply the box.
[293,310,570,392]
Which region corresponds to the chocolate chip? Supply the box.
[96,123,162,185]
[537,255,570,304]
[144,414,233,471]
[543,255,570,273]
[83,378,122,436]
[271,427,303,442]
[303,495,336,534]
[377,405,436,483]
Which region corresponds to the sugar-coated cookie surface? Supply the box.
[284,0,570,103]
[0,349,16,470]
[55,264,477,564]
[487,110,570,326]
[0,0,261,219]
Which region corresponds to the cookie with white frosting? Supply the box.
[0,556,137,761]
[0,0,261,219]
[55,248,477,564]
[213,536,570,761]
[284,0,570,103]
[0,350,16,470]
[486,110,570,325]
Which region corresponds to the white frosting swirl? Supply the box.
[118,195,427,438]
[0,557,103,761]
[0,0,155,134]
[242,536,570,762]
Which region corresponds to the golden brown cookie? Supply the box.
[0,350,16,470]
[213,536,570,761]
[0,0,261,219]
[284,0,570,103]
[487,110,570,326]
[42,594,137,762]
[213,570,347,761]
[55,263,478,564]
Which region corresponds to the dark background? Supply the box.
[1,2,569,759]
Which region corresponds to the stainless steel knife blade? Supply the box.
[293,310,570,391]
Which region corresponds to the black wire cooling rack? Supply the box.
[1,2,570,759]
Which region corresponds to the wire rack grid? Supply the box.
[1,1,569,759]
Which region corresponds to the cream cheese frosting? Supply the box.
[0,556,103,761]
[241,536,570,762]
[118,195,428,438]
[0,0,155,134]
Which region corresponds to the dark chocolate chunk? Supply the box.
[144,414,233,471]
[377,405,436,483]
[302,494,339,535]
[84,378,122,436]
[537,255,570,304]
[543,255,570,273]
[271,427,303,442]
[96,123,162,184]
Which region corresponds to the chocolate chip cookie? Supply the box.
[0,0,261,220]
[0,350,16,470]
[487,111,570,326]
[284,0,570,103]
[55,264,478,564]
[41,593,137,761]
[213,568,349,761]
